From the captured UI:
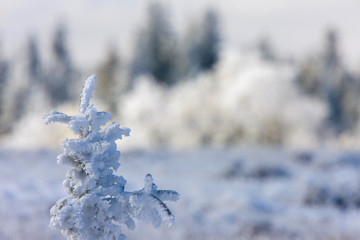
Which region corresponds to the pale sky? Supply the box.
[0,0,359,68]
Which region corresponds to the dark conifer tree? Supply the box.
[0,44,9,133]
[27,36,41,80]
[183,8,221,77]
[46,23,76,105]
[297,29,360,133]
[96,46,120,113]
[130,2,177,86]
[197,9,220,71]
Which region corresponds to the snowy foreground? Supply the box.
[1,147,360,240]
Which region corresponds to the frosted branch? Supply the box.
[79,74,96,114]
[44,111,71,125]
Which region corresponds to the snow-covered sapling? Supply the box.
[44,75,179,240]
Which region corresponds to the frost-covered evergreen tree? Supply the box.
[44,75,179,240]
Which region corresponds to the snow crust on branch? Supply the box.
[44,75,179,240]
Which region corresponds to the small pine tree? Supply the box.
[44,75,179,240]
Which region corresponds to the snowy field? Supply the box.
[1,147,360,240]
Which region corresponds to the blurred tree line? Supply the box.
[0,23,79,134]
[0,1,359,144]
[0,2,220,134]
[129,2,220,85]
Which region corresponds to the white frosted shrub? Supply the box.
[120,50,327,149]
[44,75,179,240]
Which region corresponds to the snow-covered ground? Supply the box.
[1,147,360,240]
